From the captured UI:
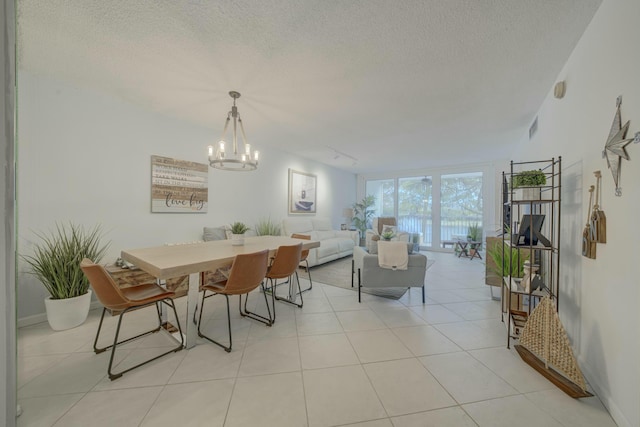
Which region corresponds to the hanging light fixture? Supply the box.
[208,91,259,171]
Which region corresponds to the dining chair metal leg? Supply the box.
[239,284,273,326]
[273,272,304,308]
[100,299,184,380]
[197,290,233,352]
[299,259,312,293]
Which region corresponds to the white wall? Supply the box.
[508,0,639,425]
[16,71,356,319]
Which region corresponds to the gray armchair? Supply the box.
[351,246,427,303]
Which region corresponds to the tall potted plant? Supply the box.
[255,216,281,236]
[352,195,376,246]
[23,223,109,331]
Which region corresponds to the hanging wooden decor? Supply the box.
[590,171,606,243]
[582,186,596,259]
[515,296,593,398]
[602,96,640,196]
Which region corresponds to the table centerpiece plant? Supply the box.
[230,221,250,246]
[380,229,395,241]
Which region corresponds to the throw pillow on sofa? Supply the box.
[203,226,228,241]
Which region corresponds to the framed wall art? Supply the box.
[288,169,317,214]
[151,155,208,213]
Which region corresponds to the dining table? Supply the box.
[121,235,320,348]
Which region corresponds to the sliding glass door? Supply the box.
[362,169,487,250]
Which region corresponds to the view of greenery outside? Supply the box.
[365,172,483,248]
[440,173,483,240]
[398,177,432,245]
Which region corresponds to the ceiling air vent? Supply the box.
[529,116,538,140]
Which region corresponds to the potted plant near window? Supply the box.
[352,195,376,246]
[467,223,483,256]
[512,169,547,201]
[230,221,250,245]
[22,223,110,331]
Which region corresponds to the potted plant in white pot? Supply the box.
[22,223,109,331]
[229,221,250,245]
[512,169,547,201]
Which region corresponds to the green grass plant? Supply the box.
[255,216,281,236]
[22,223,109,299]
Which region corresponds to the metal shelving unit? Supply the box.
[501,157,561,348]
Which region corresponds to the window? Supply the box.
[366,179,395,217]
[362,168,489,249]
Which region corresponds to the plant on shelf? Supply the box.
[512,169,548,201]
[255,216,280,236]
[512,170,546,188]
[352,195,376,242]
[22,223,110,330]
[486,240,530,279]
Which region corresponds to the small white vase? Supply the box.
[231,233,245,246]
[44,290,92,331]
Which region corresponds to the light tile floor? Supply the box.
[16,251,618,427]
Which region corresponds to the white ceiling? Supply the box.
[17,0,602,173]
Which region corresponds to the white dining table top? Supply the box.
[121,235,320,280]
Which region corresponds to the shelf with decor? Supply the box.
[501,157,561,348]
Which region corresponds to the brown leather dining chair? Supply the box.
[264,243,303,322]
[291,233,312,292]
[80,258,184,380]
[197,249,270,352]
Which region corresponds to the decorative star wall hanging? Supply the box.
[602,96,640,196]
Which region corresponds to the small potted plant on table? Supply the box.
[230,221,250,245]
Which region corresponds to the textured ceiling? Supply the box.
[17,0,602,173]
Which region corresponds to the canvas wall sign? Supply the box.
[151,155,208,213]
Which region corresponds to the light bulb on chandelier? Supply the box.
[208,91,259,171]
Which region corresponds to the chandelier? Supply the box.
[208,91,259,171]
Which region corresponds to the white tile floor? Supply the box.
[16,251,618,427]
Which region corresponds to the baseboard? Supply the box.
[578,354,633,427]
[17,301,103,329]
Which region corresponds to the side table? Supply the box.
[455,240,483,260]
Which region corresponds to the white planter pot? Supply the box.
[231,233,245,246]
[513,187,549,201]
[44,290,92,331]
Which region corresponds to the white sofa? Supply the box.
[282,218,359,267]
